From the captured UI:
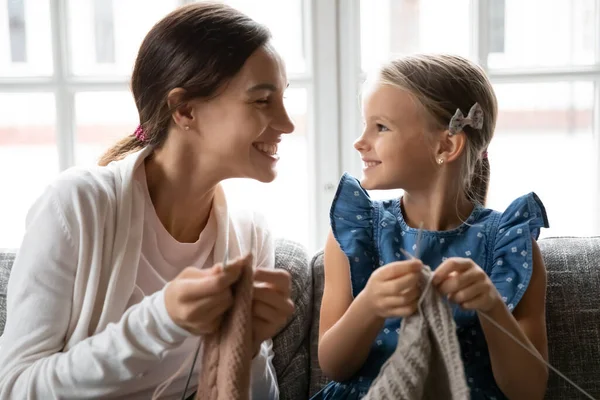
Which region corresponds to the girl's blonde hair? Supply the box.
[377,54,498,205]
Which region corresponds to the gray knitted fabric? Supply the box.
[364,267,470,400]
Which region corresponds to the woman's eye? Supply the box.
[377,123,389,132]
[256,99,269,105]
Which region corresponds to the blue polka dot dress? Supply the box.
[311,173,549,400]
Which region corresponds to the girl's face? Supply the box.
[355,82,439,191]
[185,45,295,183]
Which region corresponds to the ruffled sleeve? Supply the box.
[329,173,377,275]
[490,193,549,312]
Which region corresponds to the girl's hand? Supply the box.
[164,256,246,335]
[432,257,502,312]
[362,259,424,319]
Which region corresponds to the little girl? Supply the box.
[314,54,549,399]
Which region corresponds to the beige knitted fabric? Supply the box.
[196,261,254,400]
[364,266,470,400]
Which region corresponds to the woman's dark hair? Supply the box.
[99,2,271,166]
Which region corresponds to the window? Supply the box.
[345,0,600,239]
[74,92,138,166]
[359,0,472,73]
[67,0,177,76]
[0,93,57,248]
[92,0,115,64]
[0,0,321,251]
[484,0,600,237]
[488,82,596,236]
[487,0,597,69]
[0,0,52,76]
[489,0,505,54]
[216,0,307,74]
[1,0,599,250]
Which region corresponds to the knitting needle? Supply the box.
[414,221,424,259]
[180,343,201,400]
[477,311,596,400]
[399,233,596,400]
[397,220,424,264]
[221,242,230,271]
[250,226,256,260]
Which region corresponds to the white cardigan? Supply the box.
[0,147,279,399]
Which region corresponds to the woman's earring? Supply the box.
[437,158,444,165]
[184,125,190,131]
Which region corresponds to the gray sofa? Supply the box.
[1,237,600,399]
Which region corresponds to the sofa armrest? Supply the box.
[272,239,312,400]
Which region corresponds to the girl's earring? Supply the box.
[437,158,444,165]
[184,126,190,131]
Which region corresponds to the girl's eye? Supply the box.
[377,123,389,132]
[256,99,269,105]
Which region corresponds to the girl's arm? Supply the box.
[479,239,548,399]
[317,230,385,381]
[318,228,423,382]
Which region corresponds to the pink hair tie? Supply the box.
[481,150,488,159]
[134,125,146,142]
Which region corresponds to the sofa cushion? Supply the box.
[272,238,312,400]
[539,237,600,399]
[0,250,15,336]
[309,251,329,397]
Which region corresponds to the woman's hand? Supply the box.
[432,257,502,312]
[362,259,423,319]
[164,256,247,335]
[251,268,295,357]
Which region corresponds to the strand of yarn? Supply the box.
[151,341,199,400]
[180,342,201,400]
[477,311,596,400]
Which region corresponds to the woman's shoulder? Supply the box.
[46,148,149,215]
[42,165,121,218]
[52,165,116,194]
